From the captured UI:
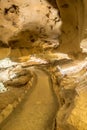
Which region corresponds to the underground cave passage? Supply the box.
[0,0,87,130]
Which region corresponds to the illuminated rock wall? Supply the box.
[0,0,87,59]
[56,0,85,54]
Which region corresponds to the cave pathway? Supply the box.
[0,68,58,130]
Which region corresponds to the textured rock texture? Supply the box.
[50,61,87,130]
[56,0,84,54]
[0,0,62,60]
[0,0,87,130]
[0,0,87,59]
[0,0,61,44]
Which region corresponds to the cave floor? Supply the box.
[0,68,58,130]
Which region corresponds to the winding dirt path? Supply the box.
[0,68,58,130]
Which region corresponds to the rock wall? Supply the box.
[57,63,87,130]
[56,0,85,54]
[48,61,87,130]
[0,1,87,130]
[0,0,87,59]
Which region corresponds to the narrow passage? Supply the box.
[0,69,58,130]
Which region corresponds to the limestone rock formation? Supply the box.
[56,0,87,55]
[0,0,62,60]
[0,0,87,59]
[53,61,87,130]
[0,0,87,130]
[0,0,87,57]
[0,60,35,124]
[56,0,83,54]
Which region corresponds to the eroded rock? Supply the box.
[54,62,87,130]
[0,0,87,130]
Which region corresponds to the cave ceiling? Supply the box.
[0,0,87,59]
